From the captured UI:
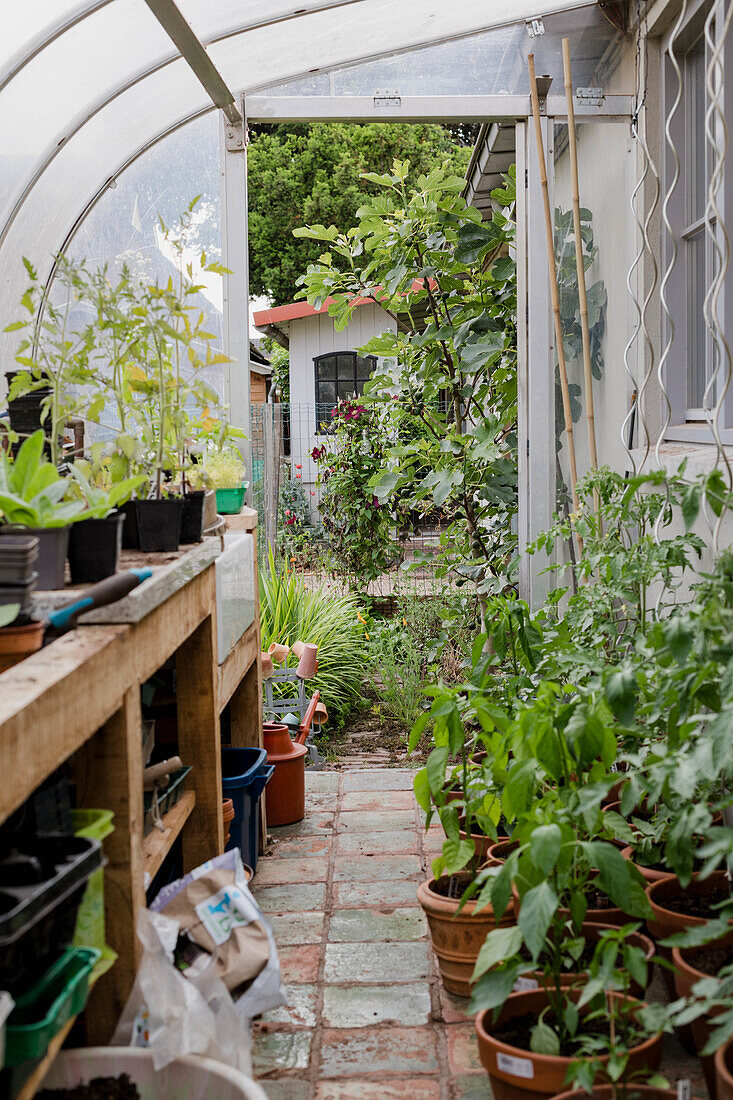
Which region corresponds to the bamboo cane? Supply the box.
[562,37,603,535]
[528,54,582,530]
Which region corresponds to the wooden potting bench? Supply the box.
[0,508,262,1098]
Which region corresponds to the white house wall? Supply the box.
[287,303,397,518]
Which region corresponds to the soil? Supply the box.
[430,874,471,900]
[491,1011,614,1054]
[38,1075,140,1100]
[323,693,429,767]
[685,944,733,974]
[657,884,732,918]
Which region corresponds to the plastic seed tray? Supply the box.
[3,946,100,1067]
[0,835,102,996]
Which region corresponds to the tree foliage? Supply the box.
[247,123,471,305]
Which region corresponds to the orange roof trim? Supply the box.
[253,279,429,328]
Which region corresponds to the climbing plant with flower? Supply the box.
[295,162,518,626]
[311,397,398,587]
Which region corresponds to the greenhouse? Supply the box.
[1,0,733,1097]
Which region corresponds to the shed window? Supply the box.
[314,351,375,423]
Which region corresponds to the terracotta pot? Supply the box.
[261,651,274,679]
[476,988,663,1100]
[646,872,733,945]
[673,934,733,1099]
[486,839,519,866]
[222,797,235,847]
[620,846,674,886]
[417,873,516,997]
[716,1039,733,1100]
[264,722,307,826]
[0,619,44,673]
[553,1087,702,1100]
[268,642,290,664]
[646,871,733,1051]
[296,642,318,680]
[459,822,493,863]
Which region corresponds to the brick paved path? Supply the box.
[251,768,488,1099]
[252,768,705,1100]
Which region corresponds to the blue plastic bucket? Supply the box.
[221,748,274,871]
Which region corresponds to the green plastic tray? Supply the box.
[70,809,114,953]
[4,947,100,1067]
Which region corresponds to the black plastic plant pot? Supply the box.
[67,512,123,584]
[180,490,206,544]
[135,498,183,553]
[120,499,140,550]
[0,526,68,589]
[5,372,51,438]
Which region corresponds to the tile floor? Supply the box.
[251,768,487,1099]
[251,768,706,1100]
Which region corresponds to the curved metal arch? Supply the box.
[0,0,367,94]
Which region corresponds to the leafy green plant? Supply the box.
[369,620,426,731]
[67,462,145,519]
[296,162,518,619]
[259,549,366,722]
[203,448,246,490]
[311,398,397,586]
[0,430,86,528]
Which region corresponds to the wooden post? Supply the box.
[79,686,145,1044]
[176,605,224,867]
[528,53,582,531]
[562,37,601,533]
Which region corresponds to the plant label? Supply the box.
[513,977,539,991]
[677,1081,691,1100]
[497,1053,534,1079]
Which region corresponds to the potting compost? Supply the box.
[38,1073,140,1100]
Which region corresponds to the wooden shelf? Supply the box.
[12,1017,77,1100]
[143,791,196,883]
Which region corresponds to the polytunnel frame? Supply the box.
[2,0,633,605]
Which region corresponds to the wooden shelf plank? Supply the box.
[142,790,196,883]
[12,1017,76,1100]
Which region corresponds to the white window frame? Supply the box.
[663,0,733,444]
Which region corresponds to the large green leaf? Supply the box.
[529,824,563,876]
[518,882,558,959]
[472,925,523,981]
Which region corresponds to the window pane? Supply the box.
[356,355,374,380]
[687,229,710,409]
[688,36,707,223]
[336,353,356,380]
[316,354,337,380]
[316,380,336,406]
[337,380,356,401]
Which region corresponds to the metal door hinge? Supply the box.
[576,87,605,107]
[373,90,402,110]
[225,120,246,152]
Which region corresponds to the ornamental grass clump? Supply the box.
[259,549,365,722]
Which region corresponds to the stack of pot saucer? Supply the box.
[0,535,39,619]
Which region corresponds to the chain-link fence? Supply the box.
[250,402,449,598]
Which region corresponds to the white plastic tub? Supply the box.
[44,1047,270,1100]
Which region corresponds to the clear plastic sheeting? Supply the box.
[254,6,620,99]
[0,0,622,357]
